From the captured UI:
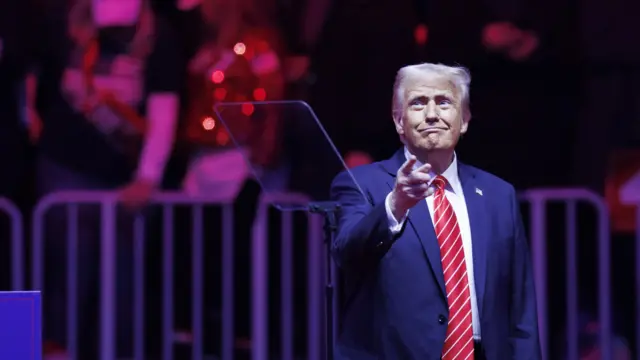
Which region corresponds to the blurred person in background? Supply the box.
[33,0,182,357]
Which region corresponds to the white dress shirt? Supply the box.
[384,149,481,340]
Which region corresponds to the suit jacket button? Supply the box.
[438,315,446,324]
[376,241,384,247]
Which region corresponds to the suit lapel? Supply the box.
[381,149,446,297]
[459,163,488,316]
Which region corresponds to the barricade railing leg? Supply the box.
[100,199,117,360]
[133,215,146,360]
[67,204,79,360]
[0,198,24,291]
[251,201,269,360]
[31,194,59,355]
[32,204,44,291]
[162,205,174,360]
[636,207,640,360]
[307,214,323,360]
[281,211,294,360]
[527,197,548,360]
[596,201,612,360]
[565,201,578,360]
[221,204,235,360]
[192,205,204,360]
[331,248,338,352]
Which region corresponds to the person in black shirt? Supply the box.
[35,0,183,357]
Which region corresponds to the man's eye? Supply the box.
[438,99,452,105]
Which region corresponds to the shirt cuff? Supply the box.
[385,192,408,234]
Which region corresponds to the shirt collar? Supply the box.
[404,147,461,193]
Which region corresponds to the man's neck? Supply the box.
[411,148,455,174]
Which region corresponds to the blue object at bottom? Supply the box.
[0,291,41,360]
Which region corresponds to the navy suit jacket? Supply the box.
[330,149,540,360]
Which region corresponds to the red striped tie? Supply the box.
[432,175,475,360]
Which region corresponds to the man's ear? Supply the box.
[393,112,404,135]
[460,110,471,134]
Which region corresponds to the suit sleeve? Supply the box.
[508,186,541,359]
[330,170,396,271]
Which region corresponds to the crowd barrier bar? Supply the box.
[32,191,238,360]
[0,197,24,290]
[32,190,326,360]
[634,206,640,359]
[520,188,612,360]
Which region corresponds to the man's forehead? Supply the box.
[403,74,457,97]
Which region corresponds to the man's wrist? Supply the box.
[388,191,408,222]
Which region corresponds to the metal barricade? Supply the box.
[31,186,619,360]
[520,188,612,360]
[632,204,640,359]
[0,197,24,290]
[32,190,326,360]
[32,191,238,360]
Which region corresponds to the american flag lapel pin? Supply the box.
[475,187,483,196]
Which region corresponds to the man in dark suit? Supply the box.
[330,62,540,359]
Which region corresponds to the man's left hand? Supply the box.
[119,178,157,210]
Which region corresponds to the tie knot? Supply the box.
[433,175,448,191]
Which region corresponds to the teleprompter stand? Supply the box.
[214,100,366,360]
[308,201,341,360]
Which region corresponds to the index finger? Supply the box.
[400,156,417,175]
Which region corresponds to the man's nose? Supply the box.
[425,102,438,121]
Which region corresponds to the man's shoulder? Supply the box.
[331,161,389,188]
[351,161,389,177]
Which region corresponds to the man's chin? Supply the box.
[416,141,453,152]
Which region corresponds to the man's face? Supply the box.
[394,73,468,153]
